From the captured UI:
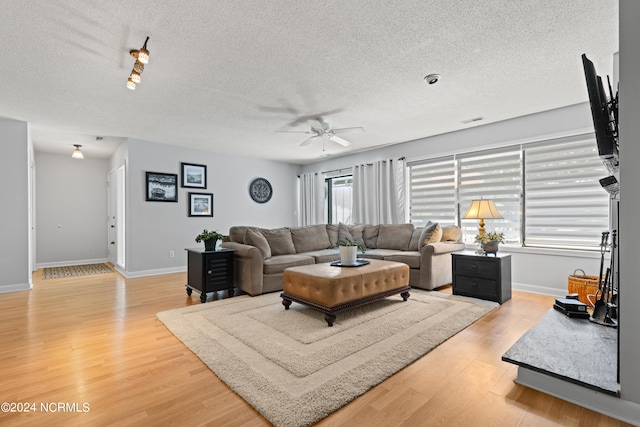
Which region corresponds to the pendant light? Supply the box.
[71,144,84,160]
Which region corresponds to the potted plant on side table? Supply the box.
[338,238,367,265]
[195,229,226,251]
[475,231,505,255]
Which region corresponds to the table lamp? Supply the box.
[463,199,503,236]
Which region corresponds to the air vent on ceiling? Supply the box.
[462,117,484,124]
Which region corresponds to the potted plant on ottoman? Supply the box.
[338,238,366,265]
[195,229,226,251]
[475,231,505,255]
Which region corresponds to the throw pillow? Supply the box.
[245,229,271,259]
[408,227,423,251]
[337,222,354,245]
[350,225,366,247]
[441,225,462,242]
[419,222,442,248]
[260,228,296,256]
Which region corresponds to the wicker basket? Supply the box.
[567,269,600,306]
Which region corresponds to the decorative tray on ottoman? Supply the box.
[330,259,370,267]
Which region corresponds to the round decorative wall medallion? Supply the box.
[249,178,273,203]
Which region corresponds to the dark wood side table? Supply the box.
[452,251,512,303]
[185,248,235,303]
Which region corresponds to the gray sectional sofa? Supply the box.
[221,223,465,296]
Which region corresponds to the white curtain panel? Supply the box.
[352,158,406,224]
[298,172,325,226]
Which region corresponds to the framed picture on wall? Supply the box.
[188,192,213,217]
[181,162,207,188]
[146,172,178,202]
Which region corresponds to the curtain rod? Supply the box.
[321,157,405,175]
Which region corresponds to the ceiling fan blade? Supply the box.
[307,119,324,131]
[275,130,313,134]
[328,135,351,146]
[332,126,365,134]
[300,136,319,146]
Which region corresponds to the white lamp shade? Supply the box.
[71,146,84,159]
[463,199,503,219]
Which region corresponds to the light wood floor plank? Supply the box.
[0,269,630,426]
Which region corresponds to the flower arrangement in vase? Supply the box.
[474,231,505,255]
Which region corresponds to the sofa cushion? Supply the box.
[245,229,271,259]
[384,251,421,269]
[326,224,339,247]
[442,225,462,242]
[290,225,332,253]
[363,225,380,248]
[376,224,414,250]
[419,222,442,248]
[362,248,402,259]
[260,228,296,256]
[304,248,341,263]
[263,254,315,275]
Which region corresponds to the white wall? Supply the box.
[619,0,640,407]
[122,138,300,276]
[0,116,30,292]
[34,151,109,267]
[301,103,603,297]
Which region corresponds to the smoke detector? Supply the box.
[424,74,441,84]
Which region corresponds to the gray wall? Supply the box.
[301,102,603,297]
[34,151,109,267]
[0,117,30,292]
[123,138,300,276]
[619,0,640,407]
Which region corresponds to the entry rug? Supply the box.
[42,263,114,279]
[157,289,497,427]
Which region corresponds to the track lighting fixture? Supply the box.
[71,144,84,160]
[127,37,150,90]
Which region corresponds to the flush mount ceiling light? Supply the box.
[71,144,84,160]
[127,37,150,90]
[424,73,441,84]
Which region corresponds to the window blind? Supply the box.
[408,156,456,227]
[458,148,522,244]
[524,135,609,249]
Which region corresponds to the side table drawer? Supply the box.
[454,258,497,278]
[454,275,498,298]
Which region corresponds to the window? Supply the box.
[458,147,522,245]
[409,156,456,227]
[524,135,609,249]
[325,175,353,224]
[408,134,610,250]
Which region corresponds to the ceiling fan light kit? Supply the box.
[127,37,150,90]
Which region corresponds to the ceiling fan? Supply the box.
[277,118,364,148]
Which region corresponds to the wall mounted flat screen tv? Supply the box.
[582,54,619,164]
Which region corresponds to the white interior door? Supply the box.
[107,169,117,265]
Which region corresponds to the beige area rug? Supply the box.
[157,289,497,427]
[42,263,114,279]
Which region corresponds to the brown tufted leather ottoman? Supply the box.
[281,259,410,326]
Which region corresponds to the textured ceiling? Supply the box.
[0,1,618,164]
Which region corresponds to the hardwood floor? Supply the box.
[0,269,630,426]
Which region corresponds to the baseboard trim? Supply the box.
[36,258,109,269]
[0,282,32,294]
[512,282,566,298]
[119,266,187,279]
